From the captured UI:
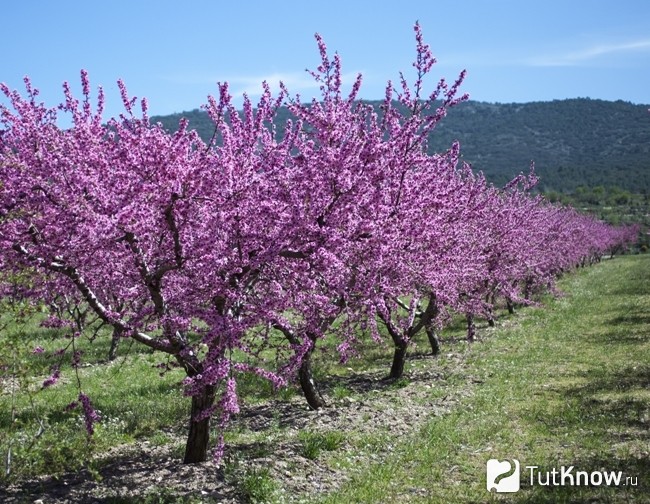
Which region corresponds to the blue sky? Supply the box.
[3,0,650,120]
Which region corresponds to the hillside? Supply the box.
[151,98,650,193]
[426,99,650,192]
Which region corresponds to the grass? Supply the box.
[299,430,346,460]
[322,255,650,503]
[237,467,278,503]
[1,254,648,503]
[0,311,189,481]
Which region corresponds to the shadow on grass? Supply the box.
[578,363,650,392]
[510,334,649,502]
[316,352,448,395]
[0,444,234,504]
[566,363,650,439]
[510,407,648,501]
[606,312,650,329]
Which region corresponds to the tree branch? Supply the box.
[119,231,167,316]
[12,242,174,354]
[163,193,184,272]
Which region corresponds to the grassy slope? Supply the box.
[323,255,650,503]
[1,255,648,502]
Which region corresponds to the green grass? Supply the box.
[299,430,346,460]
[237,466,278,503]
[1,255,648,503]
[321,255,650,503]
[0,308,190,481]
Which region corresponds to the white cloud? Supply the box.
[161,70,363,100]
[528,38,650,67]
[228,72,320,96]
[228,70,363,98]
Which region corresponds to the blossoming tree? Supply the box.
[0,23,637,464]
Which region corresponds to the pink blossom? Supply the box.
[0,22,637,464]
[42,368,60,388]
[79,392,100,435]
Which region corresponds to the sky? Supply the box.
[3,0,650,120]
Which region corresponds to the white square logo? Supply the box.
[487,459,520,493]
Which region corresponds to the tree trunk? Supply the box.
[506,298,515,315]
[276,325,327,410]
[108,326,122,361]
[466,313,476,342]
[425,326,440,355]
[72,305,87,334]
[486,302,495,327]
[298,348,326,410]
[486,293,496,327]
[524,279,533,300]
[183,384,216,463]
[389,338,409,379]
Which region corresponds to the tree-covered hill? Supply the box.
[152,98,650,193]
[426,99,650,192]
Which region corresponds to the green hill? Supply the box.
[151,98,650,193]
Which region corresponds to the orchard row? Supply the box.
[0,24,637,463]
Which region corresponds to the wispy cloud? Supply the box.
[162,70,363,98]
[528,38,650,67]
[228,70,363,97]
[228,72,320,96]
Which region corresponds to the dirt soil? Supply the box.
[0,343,479,503]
